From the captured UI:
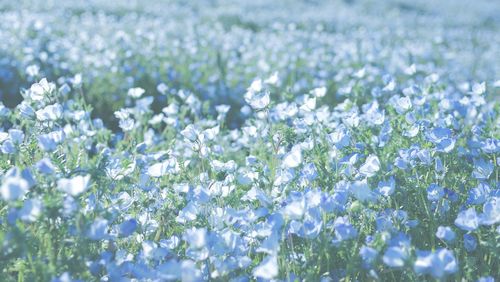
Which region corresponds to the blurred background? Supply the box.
[1,0,499,128]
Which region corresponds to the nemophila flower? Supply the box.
[428,127,456,153]
[359,155,380,177]
[463,234,477,252]
[183,227,207,249]
[36,104,63,121]
[300,163,318,182]
[467,182,491,205]
[176,201,198,223]
[454,208,479,231]
[414,248,458,278]
[244,81,270,110]
[18,198,42,222]
[376,177,395,196]
[436,226,456,243]
[427,183,444,201]
[480,138,499,154]
[282,145,302,168]
[29,78,54,100]
[264,72,280,86]
[38,130,65,152]
[359,246,378,267]
[57,175,91,196]
[118,219,138,237]
[147,158,179,177]
[470,82,486,95]
[35,158,56,174]
[1,168,33,201]
[88,218,109,240]
[8,129,24,144]
[472,158,493,180]
[180,124,199,142]
[378,121,392,147]
[382,246,407,268]
[349,179,377,202]
[128,87,145,98]
[328,125,350,149]
[391,96,412,114]
[479,197,499,225]
[435,157,445,175]
[253,255,278,280]
[332,216,358,243]
[1,139,16,154]
[311,86,327,98]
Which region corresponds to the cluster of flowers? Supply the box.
[0,0,498,128]
[0,69,498,281]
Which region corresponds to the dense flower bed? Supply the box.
[0,0,499,281]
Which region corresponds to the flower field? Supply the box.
[0,0,499,281]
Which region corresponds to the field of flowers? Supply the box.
[0,0,499,281]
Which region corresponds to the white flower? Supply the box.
[248,78,263,93]
[359,155,380,177]
[350,179,377,202]
[29,78,54,101]
[181,124,199,142]
[283,146,302,168]
[253,255,278,280]
[264,72,279,85]
[245,90,270,110]
[57,175,91,196]
[36,104,63,121]
[471,82,485,95]
[128,87,145,98]
[311,86,327,97]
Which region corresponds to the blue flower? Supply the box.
[376,177,395,197]
[426,127,455,153]
[463,234,477,252]
[480,138,499,154]
[467,182,491,205]
[454,208,479,231]
[472,158,493,180]
[359,246,378,267]
[88,218,109,240]
[333,216,358,243]
[479,197,499,225]
[35,158,55,174]
[382,246,407,268]
[414,248,457,278]
[118,219,138,237]
[427,184,444,201]
[436,226,456,243]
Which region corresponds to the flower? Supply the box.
[283,146,302,168]
[29,78,54,101]
[19,199,43,222]
[454,208,479,231]
[253,255,278,280]
[436,226,456,242]
[472,158,493,180]
[463,234,477,252]
[128,87,145,98]
[118,218,138,237]
[0,170,30,201]
[382,246,407,268]
[414,248,457,278]
[88,218,109,240]
[427,184,444,202]
[359,155,380,177]
[57,175,91,196]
